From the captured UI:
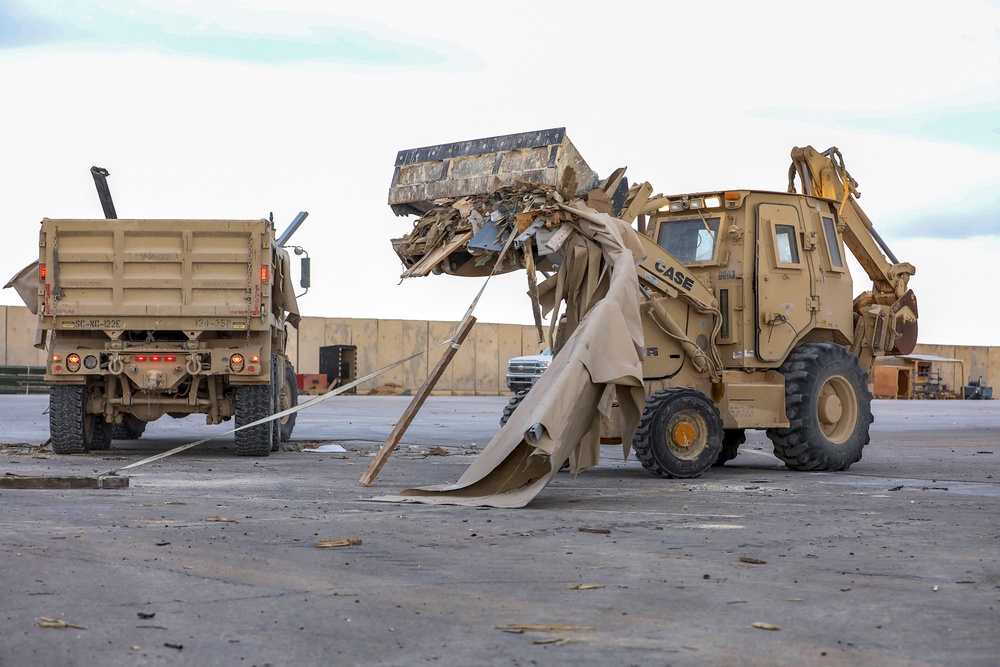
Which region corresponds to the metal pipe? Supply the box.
[90,166,117,219]
[869,226,899,264]
[277,211,309,246]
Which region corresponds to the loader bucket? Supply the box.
[388,127,599,216]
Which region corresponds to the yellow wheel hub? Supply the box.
[671,422,697,447]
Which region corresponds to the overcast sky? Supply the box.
[2,0,999,346]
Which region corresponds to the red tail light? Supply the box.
[39,264,47,279]
[135,355,147,362]
[260,267,269,283]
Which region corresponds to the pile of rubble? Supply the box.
[391,182,618,280]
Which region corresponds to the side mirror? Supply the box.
[299,256,311,289]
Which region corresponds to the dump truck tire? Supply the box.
[50,385,97,455]
[235,384,272,457]
[91,417,113,450]
[270,355,282,452]
[632,388,723,478]
[279,360,298,442]
[499,389,530,427]
[713,429,746,466]
[766,342,873,471]
[110,415,147,440]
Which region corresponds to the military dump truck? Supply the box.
[388,128,918,478]
[13,215,302,456]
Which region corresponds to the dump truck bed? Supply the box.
[37,218,273,329]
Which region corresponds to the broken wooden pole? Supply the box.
[360,316,477,487]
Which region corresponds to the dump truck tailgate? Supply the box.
[388,127,599,216]
[38,219,272,325]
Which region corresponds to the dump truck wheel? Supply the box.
[279,360,298,443]
[632,388,723,478]
[50,385,97,455]
[235,384,272,456]
[91,417,113,450]
[270,355,282,452]
[110,415,147,440]
[713,429,746,466]
[766,342,873,471]
[499,389,530,427]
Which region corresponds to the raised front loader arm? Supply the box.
[789,146,918,366]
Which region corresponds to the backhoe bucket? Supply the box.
[388,127,599,216]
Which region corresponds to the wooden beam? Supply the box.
[0,474,129,490]
[360,316,477,486]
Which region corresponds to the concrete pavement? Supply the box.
[1,396,998,666]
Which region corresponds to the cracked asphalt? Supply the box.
[1,396,998,666]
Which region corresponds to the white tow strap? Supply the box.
[109,339,452,474]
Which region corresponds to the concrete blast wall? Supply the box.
[2,305,993,396]
[0,306,548,396]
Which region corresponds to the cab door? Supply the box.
[755,202,814,362]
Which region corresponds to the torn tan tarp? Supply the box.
[275,248,301,328]
[4,261,39,314]
[375,207,647,508]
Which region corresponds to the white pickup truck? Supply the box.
[505,349,552,393]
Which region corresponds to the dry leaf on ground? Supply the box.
[752,622,780,631]
[38,617,86,630]
[314,539,362,548]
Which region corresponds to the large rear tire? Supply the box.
[270,355,282,452]
[50,385,98,455]
[110,415,147,440]
[279,360,298,442]
[235,384,272,457]
[766,342,873,471]
[91,417,113,450]
[632,388,723,478]
[713,429,746,466]
[499,389,530,427]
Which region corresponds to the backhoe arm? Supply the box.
[788,146,914,301]
[789,146,918,364]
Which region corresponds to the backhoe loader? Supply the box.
[388,129,917,478]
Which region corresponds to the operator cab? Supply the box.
[656,216,721,264]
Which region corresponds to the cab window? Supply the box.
[656,217,721,263]
[821,216,844,268]
[774,224,800,264]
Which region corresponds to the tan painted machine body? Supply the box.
[388,129,918,476]
[631,185,915,431]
